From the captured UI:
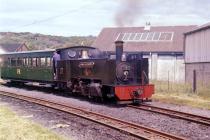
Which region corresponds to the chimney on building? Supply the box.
[144,22,151,31]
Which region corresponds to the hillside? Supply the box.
[0,32,96,50]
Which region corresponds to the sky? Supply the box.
[0,0,210,36]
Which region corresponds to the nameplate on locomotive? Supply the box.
[78,62,95,68]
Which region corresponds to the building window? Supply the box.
[159,32,173,41]
[153,32,161,40]
[140,33,148,40]
[134,33,142,41]
[116,32,174,42]
[147,32,155,40]
[129,33,136,41]
[116,33,125,40]
[122,33,131,41]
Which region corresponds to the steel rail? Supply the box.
[128,104,210,126]
[0,91,186,140]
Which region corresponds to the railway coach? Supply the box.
[0,50,54,84]
[0,41,154,104]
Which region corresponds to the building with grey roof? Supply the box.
[0,43,29,54]
[92,25,196,82]
[0,43,29,78]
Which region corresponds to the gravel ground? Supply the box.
[0,85,210,140]
[0,96,139,140]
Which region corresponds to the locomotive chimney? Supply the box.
[115,40,124,63]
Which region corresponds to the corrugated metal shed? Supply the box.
[185,22,210,35]
[185,22,210,86]
[92,25,196,53]
[185,23,210,63]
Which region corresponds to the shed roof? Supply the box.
[185,22,210,35]
[92,25,196,53]
[0,43,26,52]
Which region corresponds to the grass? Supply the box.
[0,105,67,140]
[152,81,210,110]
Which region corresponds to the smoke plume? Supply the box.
[115,0,144,27]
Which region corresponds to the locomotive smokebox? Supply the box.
[115,40,124,63]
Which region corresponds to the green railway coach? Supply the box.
[0,50,55,84]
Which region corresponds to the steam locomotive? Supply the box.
[0,41,154,104]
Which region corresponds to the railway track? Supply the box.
[128,104,210,126]
[0,91,186,140]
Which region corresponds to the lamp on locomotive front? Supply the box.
[115,40,124,63]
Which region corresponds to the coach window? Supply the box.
[24,58,28,67]
[6,58,10,66]
[36,58,39,66]
[32,58,38,67]
[38,58,43,67]
[28,58,32,67]
[17,58,23,66]
[46,57,51,67]
[2,58,6,66]
[22,58,25,66]
[11,58,16,66]
[36,58,41,67]
[26,58,29,66]
[40,58,46,67]
[25,58,28,66]
[23,58,27,66]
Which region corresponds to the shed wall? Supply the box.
[185,63,210,86]
[185,28,210,63]
[148,53,184,82]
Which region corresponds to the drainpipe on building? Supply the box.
[193,70,197,92]
[150,52,152,80]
